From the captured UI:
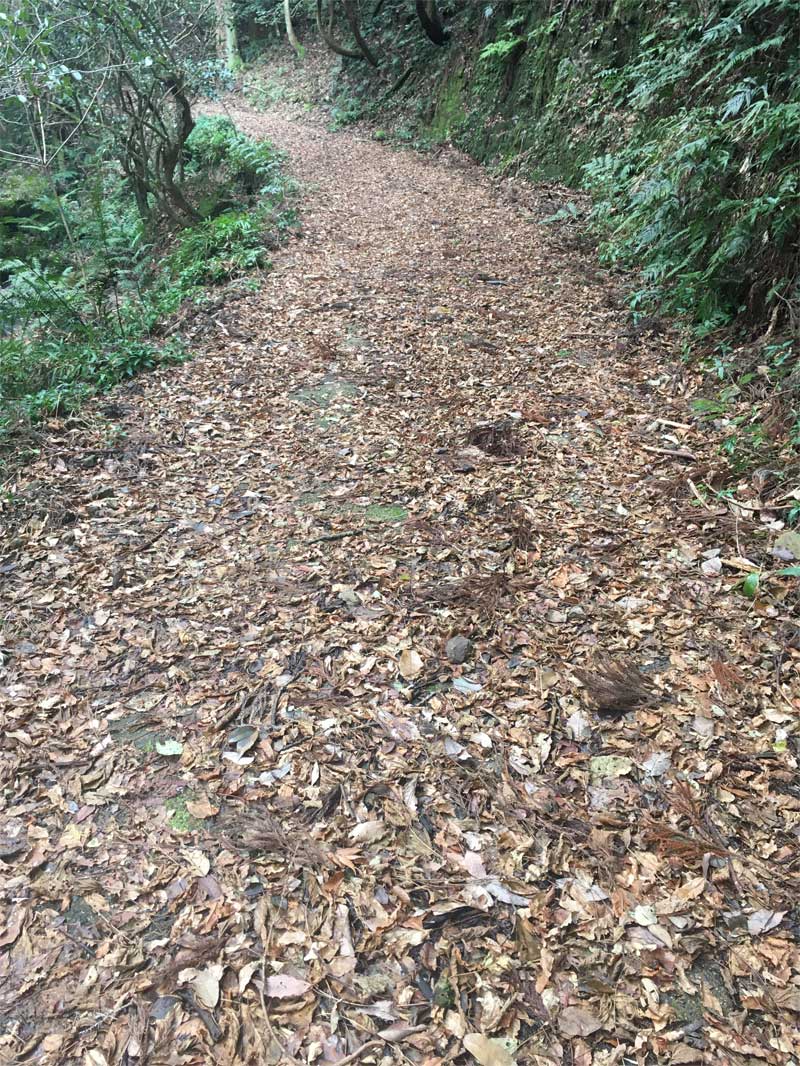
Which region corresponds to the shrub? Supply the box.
[1,121,295,452]
[186,115,284,193]
[583,0,800,333]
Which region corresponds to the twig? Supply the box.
[306,528,364,544]
[335,1027,426,1066]
[687,478,724,514]
[641,444,696,460]
[260,950,292,1062]
[652,418,693,430]
[335,1039,384,1066]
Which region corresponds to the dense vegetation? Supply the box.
[0,2,293,454]
[237,0,798,469]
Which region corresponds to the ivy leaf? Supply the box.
[741,572,759,598]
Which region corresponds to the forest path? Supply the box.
[3,99,797,1064]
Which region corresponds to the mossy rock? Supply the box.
[429,70,466,141]
[0,169,50,218]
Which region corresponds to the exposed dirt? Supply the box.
[1,98,798,1066]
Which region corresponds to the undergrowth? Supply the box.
[583,0,799,335]
[0,116,295,455]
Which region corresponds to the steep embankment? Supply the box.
[2,96,798,1063]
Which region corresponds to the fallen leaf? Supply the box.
[192,963,223,1009]
[238,961,259,993]
[155,738,183,756]
[558,1006,603,1038]
[185,797,220,819]
[590,755,633,780]
[462,850,486,877]
[772,530,800,561]
[632,904,657,927]
[184,848,210,876]
[398,648,423,679]
[463,1033,517,1066]
[264,974,312,999]
[485,881,530,907]
[566,710,592,741]
[349,819,386,843]
[641,751,671,777]
[747,909,786,936]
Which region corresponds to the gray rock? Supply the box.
[445,635,473,664]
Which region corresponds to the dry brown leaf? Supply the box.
[398,648,424,680]
[264,974,312,999]
[463,1034,517,1066]
[557,1006,604,1038]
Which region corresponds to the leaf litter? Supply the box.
[1,94,798,1065]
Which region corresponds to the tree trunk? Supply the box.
[342,0,379,66]
[415,1,448,46]
[215,0,242,72]
[284,0,303,56]
[316,0,363,60]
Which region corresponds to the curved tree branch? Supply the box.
[316,0,362,59]
[342,0,379,66]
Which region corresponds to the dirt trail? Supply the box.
[2,100,797,1064]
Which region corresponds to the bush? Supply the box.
[583,0,800,333]
[1,120,295,452]
[186,115,284,194]
[0,334,185,430]
[167,209,271,286]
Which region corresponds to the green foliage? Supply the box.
[167,209,271,287]
[186,115,285,193]
[583,0,799,332]
[1,122,294,449]
[0,336,185,423]
[690,339,798,469]
[479,37,526,64]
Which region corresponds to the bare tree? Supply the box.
[1,0,211,225]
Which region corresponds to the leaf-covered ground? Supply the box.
[1,98,798,1066]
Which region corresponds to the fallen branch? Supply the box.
[306,528,364,544]
[641,444,696,461]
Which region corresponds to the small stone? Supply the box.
[445,635,473,664]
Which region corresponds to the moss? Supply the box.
[428,69,466,141]
[166,792,204,834]
[321,0,643,184]
[433,977,455,1008]
[365,503,408,523]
